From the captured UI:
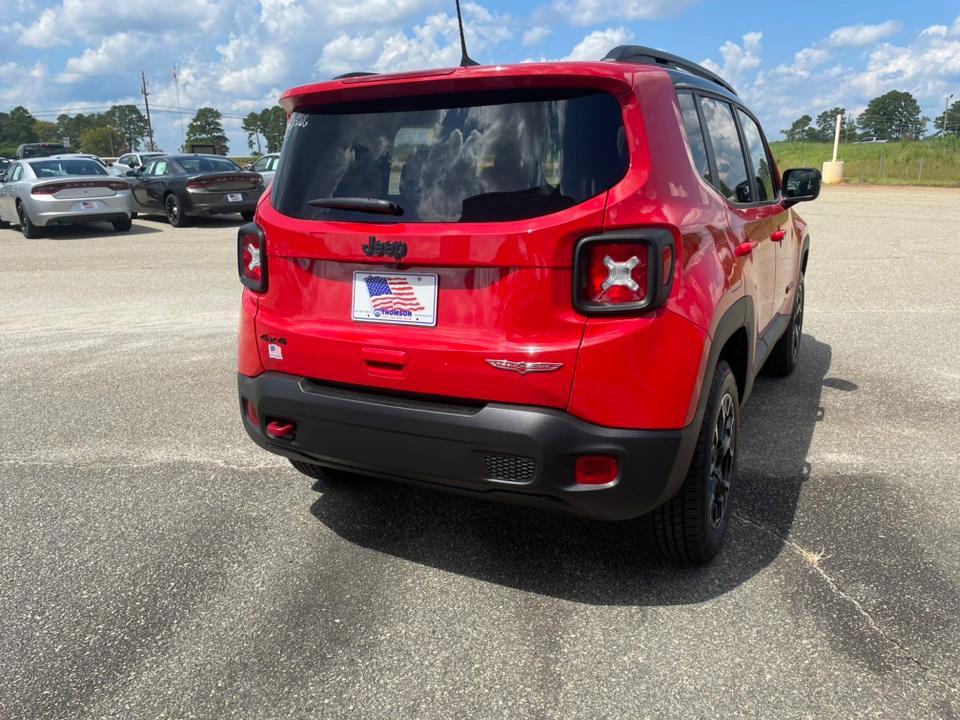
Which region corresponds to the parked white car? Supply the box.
[248,153,280,187]
[113,151,167,176]
[0,157,133,237]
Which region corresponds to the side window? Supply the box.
[699,97,752,203]
[141,160,156,175]
[152,160,168,176]
[10,165,23,182]
[128,156,140,168]
[269,156,280,171]
[677,93,711,184]
[737,109,776,203]
[253,157,270,172]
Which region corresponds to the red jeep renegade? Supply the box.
[236,46,821,563]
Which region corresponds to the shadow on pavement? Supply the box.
[134,213,248,229]
[309,334,836,604]
[18,221,163,240]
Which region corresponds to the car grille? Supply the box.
[483,453,536,483]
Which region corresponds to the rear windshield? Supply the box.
[175,157,239,173]
[272,89,628,223]
[29,159,107,177]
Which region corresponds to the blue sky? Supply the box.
[2,0,959,153]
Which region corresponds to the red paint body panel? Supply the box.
[237,60,809,432]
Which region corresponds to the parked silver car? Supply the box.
[248,153,279,187]
[0,157,133,238]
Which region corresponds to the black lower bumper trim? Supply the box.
[238,373,698,521]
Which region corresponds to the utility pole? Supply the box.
[944,94,954,136]
[140,71,156,151]
[173,63,185,151]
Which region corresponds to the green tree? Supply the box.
[34,120,61,143]
[103,105,148,152]
[5,106,39,145]
[242,111,263,154]
[782,114,816,142]
[185,107,228,152]
[933,101,960,136]
[56,113,103,150]
[79,126,124,156]
[259,106,287,153]
[858,90,926,141]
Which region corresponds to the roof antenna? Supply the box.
[455,0,479,66]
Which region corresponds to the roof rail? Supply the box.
[602,45,737,95]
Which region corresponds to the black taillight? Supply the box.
[573,229,675,315]
[238,223,267,292]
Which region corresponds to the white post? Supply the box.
[822,113,845,184]
[832,114,842,162]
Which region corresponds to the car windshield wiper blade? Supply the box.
[308,197,404,216]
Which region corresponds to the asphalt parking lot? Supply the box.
[2,187,959,719]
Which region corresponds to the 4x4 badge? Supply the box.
[486,359,564,375]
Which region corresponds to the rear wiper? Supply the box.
[308,197,404,216]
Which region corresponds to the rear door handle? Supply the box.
[735,241,756,257]
[770,229,786,242]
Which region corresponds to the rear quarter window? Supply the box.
[272,89,628,223]
[698,97,752,203]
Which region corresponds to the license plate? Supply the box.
[352,271,438,326]
[81,201,96,210]
[227,193,243,202]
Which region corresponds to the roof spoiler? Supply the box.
[602,45,737,95]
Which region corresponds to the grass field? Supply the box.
[770,137,960,187]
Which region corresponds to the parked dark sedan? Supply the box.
[127,154,264,226]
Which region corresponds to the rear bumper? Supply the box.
[30,194,131,227]
[185,189,261,216]
[238,372,699,521]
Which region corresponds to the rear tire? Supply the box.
[112,217,132,232]
[165,194,190,227]
[240,210,255,222]
[641,360,740,564]
[17,203,43,239]
[765,273,804,377]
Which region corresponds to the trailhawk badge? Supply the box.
[485,359,564,375]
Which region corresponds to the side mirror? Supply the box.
[782,168,821,206]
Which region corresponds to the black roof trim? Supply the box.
[602,45,737,96]
[333,71,378,80]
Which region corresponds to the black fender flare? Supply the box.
[699,295,756,422]
[648,295,755,510]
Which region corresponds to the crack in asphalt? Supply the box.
[732,510,959,695]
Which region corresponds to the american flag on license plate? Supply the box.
[364,276,425,312]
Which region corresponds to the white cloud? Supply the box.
[56,33,153,82]
[701,32,763,87]
[522,26,551,47]
[551,0,696,27]
[0,61,48,108]
[20,0,225,48]
[825,21,901,48]
[563,27,633,61]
